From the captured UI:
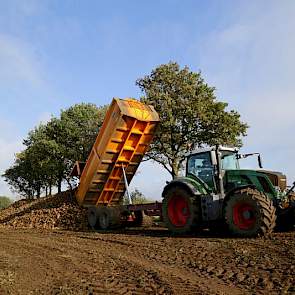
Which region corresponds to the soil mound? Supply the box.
[0,192,88,230]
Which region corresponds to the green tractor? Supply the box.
[162,146,295,237]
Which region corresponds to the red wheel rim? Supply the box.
[233,203,256,230]
[167,195,190,227]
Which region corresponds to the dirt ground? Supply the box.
[0,227,294,295]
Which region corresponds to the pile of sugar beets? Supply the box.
[0,192,88,231]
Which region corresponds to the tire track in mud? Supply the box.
[0,228,294,294]
[0,230,172,294]
[74,232,246,295]
[74,230,294,294]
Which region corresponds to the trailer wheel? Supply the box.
[225,188,276,237]
[162,186,200,234]
[276,208,295,231]
[97,207,111,230]
[131,210,144,227]
[87,207,99,229]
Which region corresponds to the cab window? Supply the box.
[221,153,240,170]
[187,152,214,187]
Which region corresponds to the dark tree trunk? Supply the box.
[66,179,73,191]
[171,160,179,179]
[36,186,41,199]
[57,181,62,194]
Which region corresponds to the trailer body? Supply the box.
[73,98,159,208]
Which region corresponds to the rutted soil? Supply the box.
[0,195,294,294]
[0,228,294,295]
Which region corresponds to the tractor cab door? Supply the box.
[187,152,216,190]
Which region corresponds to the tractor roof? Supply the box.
[185,146,238,157]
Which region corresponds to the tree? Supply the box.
[3,152,36,199]
[22,123,64,197]
[0,196,12,209]
[136,62,248,177]
[45,103,108,192]
[3,103,108,198]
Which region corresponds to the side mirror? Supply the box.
[258,155,263,169]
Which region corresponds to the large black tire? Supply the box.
[97,207,111,230]
[162,186,200,234]
[130,210,144,227]
[87,206,100,229]
[225,188,276,237]
[88,206,121,230]
[129,210,154,228]
[276,208,295,231]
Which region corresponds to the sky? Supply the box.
[0,0,294,200]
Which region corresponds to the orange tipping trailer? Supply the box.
[73,98,160,211]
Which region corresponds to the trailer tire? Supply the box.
[162,185,200,234]
[97,207,111,230]
[129,211,153,227]
[225,188,276,237]
[131,210,144,227]
[87,206,99,229]
[276,208,295,231]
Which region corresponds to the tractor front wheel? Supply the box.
[162,186,200,234]
[225,188,276,237]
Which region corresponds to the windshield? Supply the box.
[221,153,240,170]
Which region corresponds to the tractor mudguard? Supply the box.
[222,184,256,213]
[162,178,203,199]
[224,184,256,200]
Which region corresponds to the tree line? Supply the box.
[3,103,107,198]
[3,62,248,199]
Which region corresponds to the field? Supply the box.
[0,194,294,294]
[0,227,294,295]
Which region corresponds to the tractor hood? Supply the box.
[258,170,287,191]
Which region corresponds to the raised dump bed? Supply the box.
[74,98,159,207]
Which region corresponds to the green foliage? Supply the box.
[44,103,108,192]
[136,62,248,177]
[0,196,12,209]
[123,188,151,205]
[49,103,108,162]
[3,103,108,198]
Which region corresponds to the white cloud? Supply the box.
[196,1,295,184]
[0,33,48,198]
[0,34,45,88]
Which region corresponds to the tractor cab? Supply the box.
[185,146,279,198]
[186,146,240,192]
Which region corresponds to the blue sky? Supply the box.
[0,0,294,200]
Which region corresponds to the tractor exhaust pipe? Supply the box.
[216,146,225,198]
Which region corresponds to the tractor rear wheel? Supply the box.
[162,186,200,234]
[225,188,276,237]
